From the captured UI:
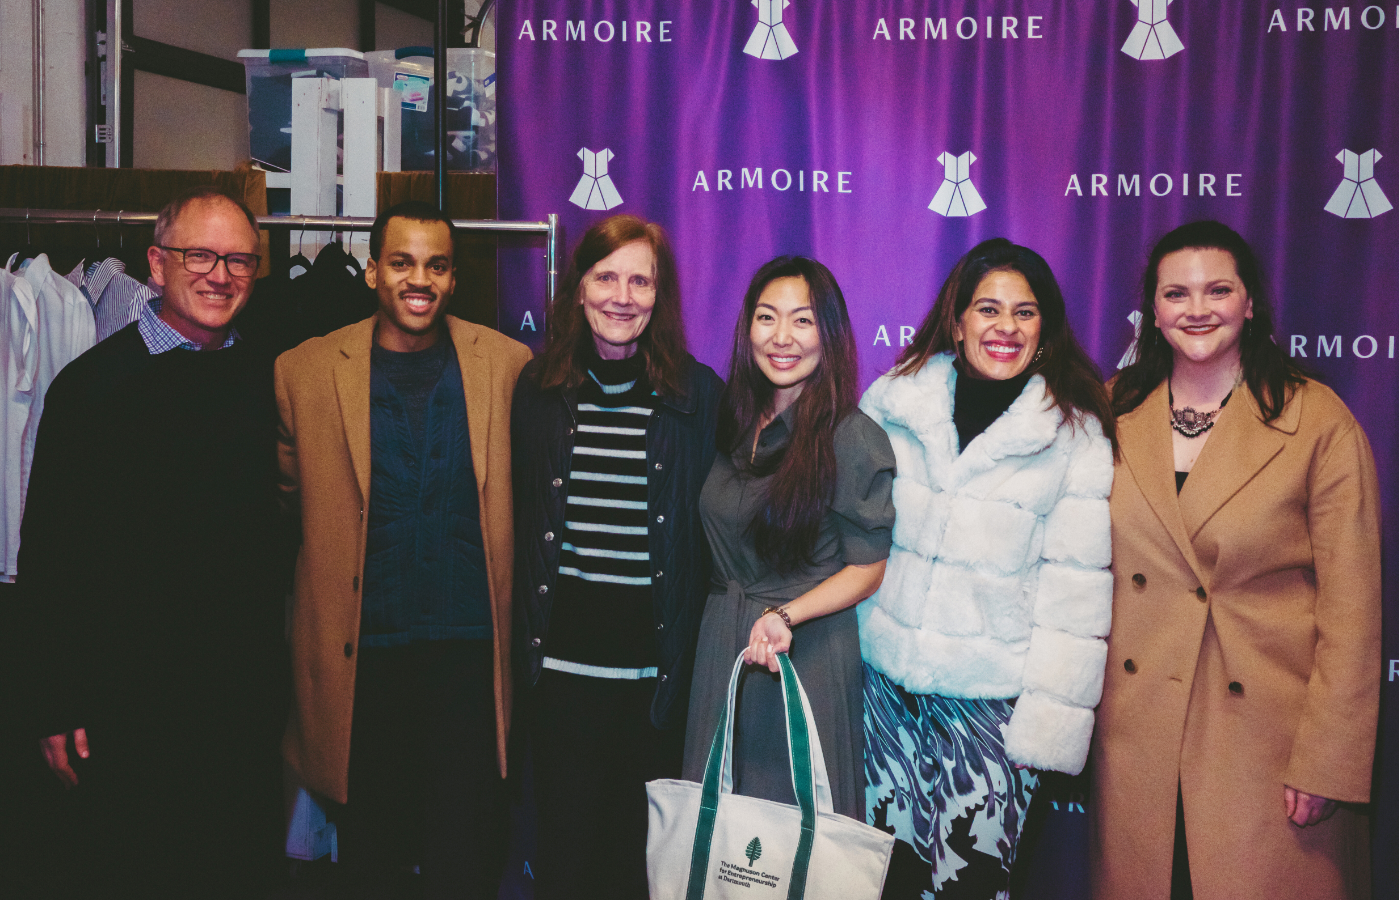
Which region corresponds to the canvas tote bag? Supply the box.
[646,652,894,900]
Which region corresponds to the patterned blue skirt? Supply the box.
[863,664,1038,900]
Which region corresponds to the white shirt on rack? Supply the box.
[8,255,97,581]
[0,263,39,582]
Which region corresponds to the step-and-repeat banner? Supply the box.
[499,1,1397,895]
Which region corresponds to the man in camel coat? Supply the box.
[276,200,530,898]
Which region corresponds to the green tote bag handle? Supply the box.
[685,651,833,900]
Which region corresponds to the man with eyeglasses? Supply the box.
[18,186,290,896]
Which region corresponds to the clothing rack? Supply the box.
[0,208,560,308]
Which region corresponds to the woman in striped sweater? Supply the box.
[512,215,724,900]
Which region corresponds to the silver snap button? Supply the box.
[538,584,548,594]
[655,570,663,578]
[531,638,541,647]
[544,531,554,542]
[656,515,664,524]
[552,477,562,488]
[654,462,663,470]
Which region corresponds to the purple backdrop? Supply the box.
[497,2,1397,896]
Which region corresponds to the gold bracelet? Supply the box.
[762,606,792,629]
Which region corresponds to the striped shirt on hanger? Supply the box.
[65,258,157,342]
[543,352,658,679]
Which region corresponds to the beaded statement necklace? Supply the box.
[1168,377,1240,438]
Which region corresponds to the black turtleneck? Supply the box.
[953,365,1033,452]
[585,343,647,388]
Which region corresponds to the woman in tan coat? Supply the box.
[1092,221,1381,900]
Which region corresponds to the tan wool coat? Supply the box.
[1091,379,1381,900]
[276,315,531,804]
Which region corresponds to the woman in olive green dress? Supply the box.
[682,256,895,819]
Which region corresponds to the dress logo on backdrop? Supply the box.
[745,0,799,59]
[1121,0,1185,60]
[929,151,987,217]
[1117,311,1144,369]
[570,148,624,210]
[1324,148,1392,218]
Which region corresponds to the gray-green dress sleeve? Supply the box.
[832,409,896,566]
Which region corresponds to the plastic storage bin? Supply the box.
[364,47,496,172]
[238,48,368,173]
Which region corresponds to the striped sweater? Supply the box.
[544,352,657,676]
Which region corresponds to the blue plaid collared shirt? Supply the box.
[137,298,240,354]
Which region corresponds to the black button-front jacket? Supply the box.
[511,353,724,729]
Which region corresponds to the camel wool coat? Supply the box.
[1091,379,1381,900]
[276,315,531,804]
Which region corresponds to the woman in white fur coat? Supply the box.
[858,238,1116,899]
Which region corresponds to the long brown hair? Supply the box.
[896,237,1116,451]
[717,256,859,572]
[1113,220,1306,421]
[536,214,689,400]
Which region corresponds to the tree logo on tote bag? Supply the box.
[745,0,799,60]
[745,837,763,865]
[1121,0,1185,60]
[569,148,624,210]
[1324,149,1393,219]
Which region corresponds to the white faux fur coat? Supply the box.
[858,352,1113,775]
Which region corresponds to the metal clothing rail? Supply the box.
[0,208,560,307]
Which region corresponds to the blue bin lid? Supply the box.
[237,48,366,63]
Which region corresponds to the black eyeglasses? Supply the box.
[158,246,261,278]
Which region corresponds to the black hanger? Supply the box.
[288,225,312,279]
[311,239,361,278]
